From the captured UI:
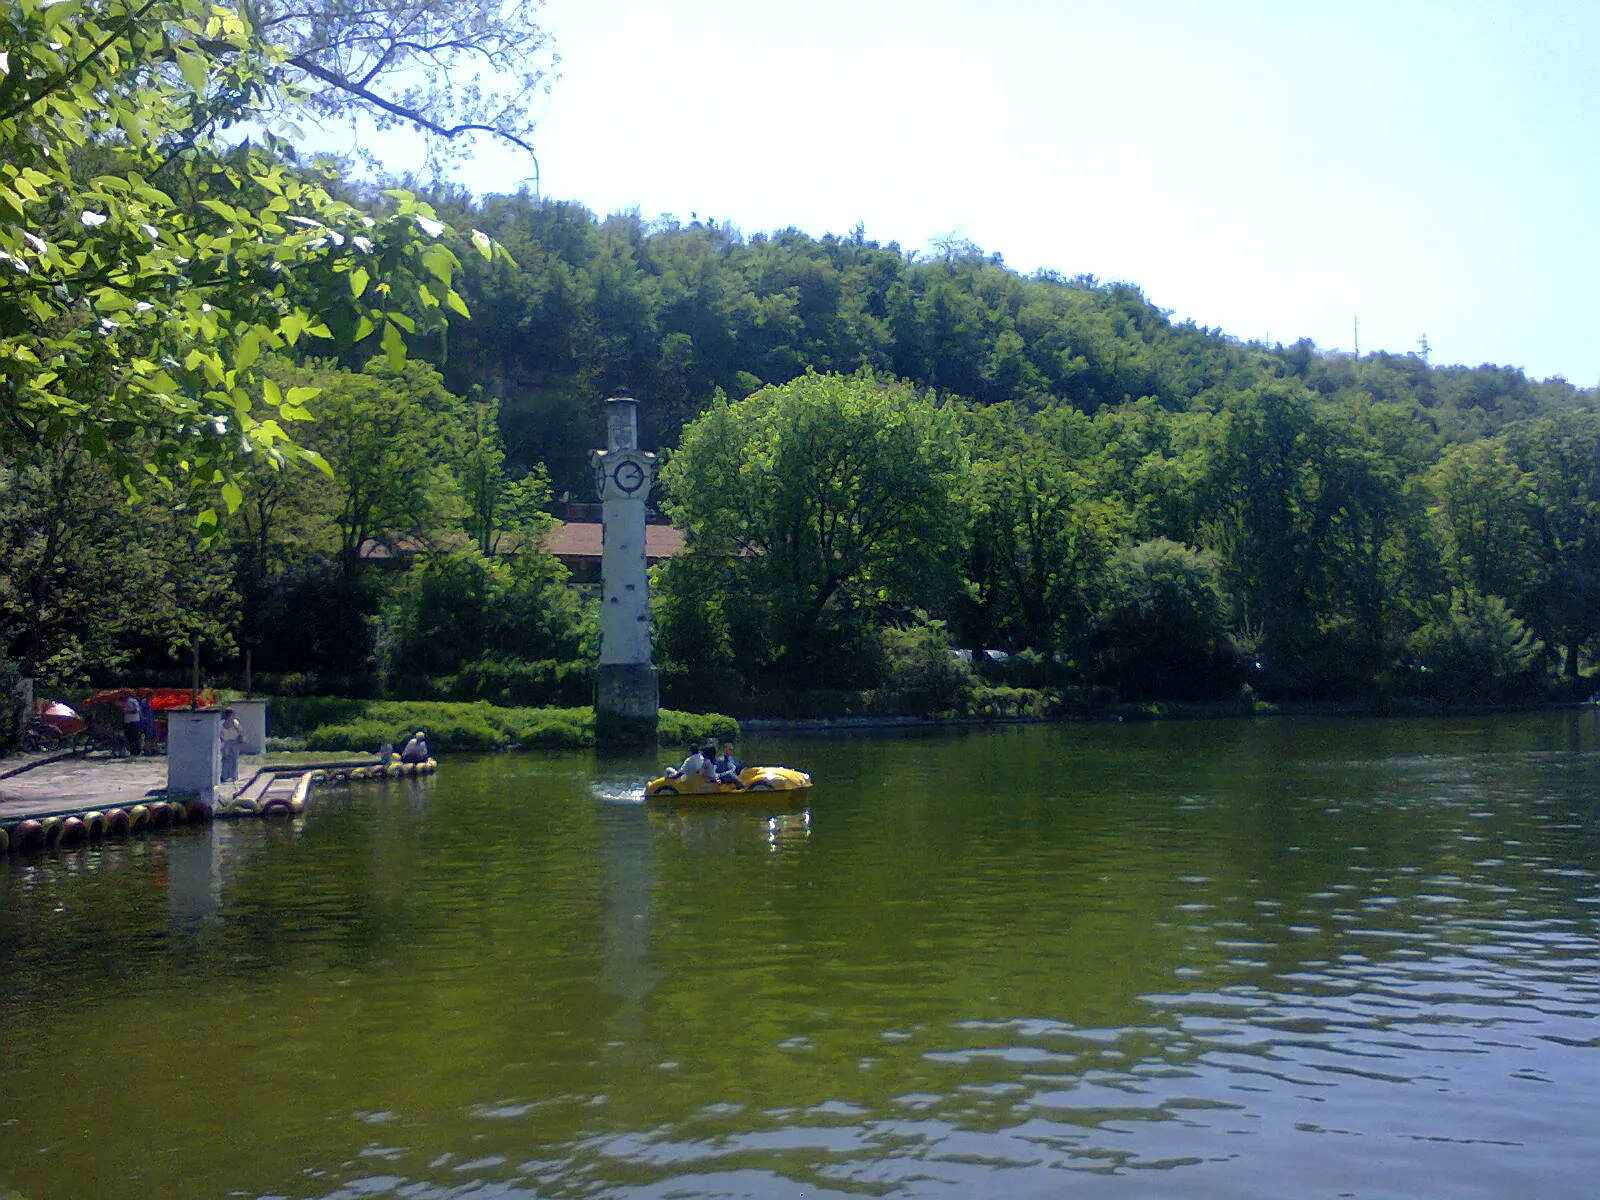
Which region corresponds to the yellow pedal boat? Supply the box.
[644,765,813,800]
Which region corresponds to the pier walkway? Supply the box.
[0,750,273,818]
[0,750,409,853]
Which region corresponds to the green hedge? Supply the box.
[278,698,736,752]
[271,696,369,735]
[966,686,1057,720]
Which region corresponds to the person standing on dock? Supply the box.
[122,693,143,757]
[138,692,157,755]
[219,709,245,782]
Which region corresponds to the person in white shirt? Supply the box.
[219,709,245,782]
[667,742,712,782]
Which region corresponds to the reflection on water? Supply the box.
[165,821,225,926]
[598,802,655,1025]
[2,715,1600,1198]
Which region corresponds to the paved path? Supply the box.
[0,752,265,818]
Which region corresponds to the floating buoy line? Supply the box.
[0,758,437,855]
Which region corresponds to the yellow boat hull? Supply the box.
[644,765,812,801]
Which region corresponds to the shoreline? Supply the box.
[741,697,1590,734]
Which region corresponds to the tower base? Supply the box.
[595,664,660,746]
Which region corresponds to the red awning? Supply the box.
[79,687,219,710]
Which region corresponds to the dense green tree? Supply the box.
[1304,397,1433,684]
[378,547,589,698]
[1407,592,1547,702]
[878,619,978,716]
[1184,383,1327,671]
[1499,413,1600,676]
[1424,439,1540,609]
[454,390,555,556]
[1092,539,1233,701]
[1071,400,1199,542]
[0,0,493,511]
[249,555,384,689]
[293,357,469,568]
[956,405,1125,656]
[1179,384,1424,694]
[0,444,238,689]
[659,372,966,684]
[397,193,1598,510]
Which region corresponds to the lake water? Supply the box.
[2,714,1599,1199]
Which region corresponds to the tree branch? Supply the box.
[286,52,541,160]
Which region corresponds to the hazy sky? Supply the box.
[335,0,1600,384]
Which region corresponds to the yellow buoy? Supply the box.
[12,820,43,852]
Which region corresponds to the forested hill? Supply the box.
[17,0,1599,723]
[405,190,1592,494]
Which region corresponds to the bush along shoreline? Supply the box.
[261,691,1594,757]
[269,698,737,753]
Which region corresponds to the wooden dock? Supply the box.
[216,766,315,818]
[0,756,430,853]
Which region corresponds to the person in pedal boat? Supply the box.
[713,742,744,788]
[667,741,718,784]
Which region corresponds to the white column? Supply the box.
[591,396,660,731]
[167,709,222,801]
[598,488,653,666]
[230,698,269,755]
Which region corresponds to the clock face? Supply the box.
[612,460,646,494]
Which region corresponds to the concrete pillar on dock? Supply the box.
[167,709,222,801]
[230,698,268,755]
[590,394,659,743]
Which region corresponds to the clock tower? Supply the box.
[590,394,659,741]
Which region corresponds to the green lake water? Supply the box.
[3,714,1600,1199]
